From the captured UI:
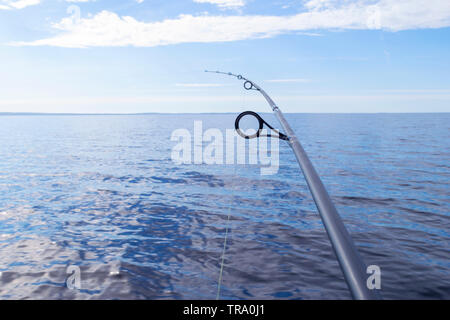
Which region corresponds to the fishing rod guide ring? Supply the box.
[244,81,255,90]
[235,111,263,139]
[235,111,289,141]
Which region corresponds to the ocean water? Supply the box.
[0,113,448,300]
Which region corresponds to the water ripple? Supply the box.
[0,113,448,299]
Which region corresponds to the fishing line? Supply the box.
[216,76,247,300]
[216,163,236,300]
[216,78,287,300]
[216,207,230,300]
[206,70,380,300]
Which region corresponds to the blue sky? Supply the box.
[0,0,449,113]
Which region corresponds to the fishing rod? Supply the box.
[205,70,380,300]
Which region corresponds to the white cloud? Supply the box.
[304,0,335,11]
[175,83,228,87]
[10,0,450,47]
[0,0,40,10]
[265,79,311,83]
[193,0,245,9]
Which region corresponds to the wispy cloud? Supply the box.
[265,78,311,83]
[175,83,228,87]
[10,0,450,48]
[0,0,40,10]
[193,0,245,9]
[372,89,450,93]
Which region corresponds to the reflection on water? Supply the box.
[0,114,449,299]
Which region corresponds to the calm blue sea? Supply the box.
[0,113,448,299]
